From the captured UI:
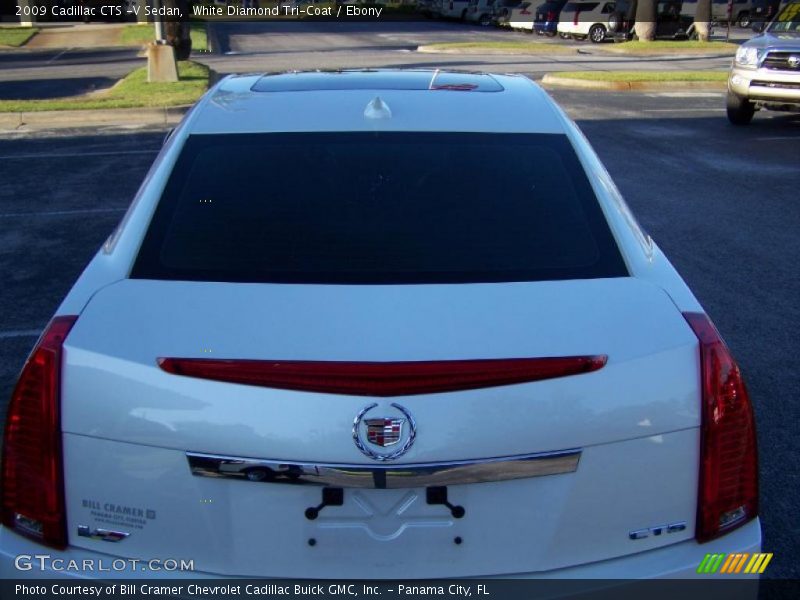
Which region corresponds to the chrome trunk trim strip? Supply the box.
[186,449,581,489]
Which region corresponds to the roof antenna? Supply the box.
[364,96,392,120]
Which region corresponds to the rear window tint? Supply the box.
[131,132,627,284]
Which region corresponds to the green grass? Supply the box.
[0,61,209,112]
[0,26,39,47]
[120,22,209,52]
[605,40,739,53]
[119,25,152,46]
[421,41,575,54]
[189,22,208,53]
[552,70,728,82]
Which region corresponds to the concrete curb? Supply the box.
[584,49,736,59]
[418,44,733,58]
[417,44,575,55]
[0,106,191,130]
[541,73,726,91]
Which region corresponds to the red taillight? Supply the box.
[573,10,580,25]
[546,10,556,20]
[684,312,758,543]
[158,355,607,397]
[521,8,530,14]
[1,315,76,548]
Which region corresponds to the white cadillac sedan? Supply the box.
[0,69,760,580]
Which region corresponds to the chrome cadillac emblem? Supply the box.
[353,403,416,461]
[366,417,404,447]
[788,55,800,68]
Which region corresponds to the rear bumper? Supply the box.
[0,518,761,580]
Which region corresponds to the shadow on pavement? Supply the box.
[0,77,118,100]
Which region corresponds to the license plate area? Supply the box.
[303,486,464,544]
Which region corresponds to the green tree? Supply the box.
[163,0,192,60]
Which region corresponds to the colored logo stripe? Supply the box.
[697,554,726,573]
[698,553,773,574]
[745,553,773,574]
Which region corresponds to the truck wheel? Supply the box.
[726,92,755,125]
[737,12,751,28]
[589,24,607,43]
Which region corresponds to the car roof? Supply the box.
[188,69,567,135]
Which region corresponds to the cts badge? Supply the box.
[353,403,416,461]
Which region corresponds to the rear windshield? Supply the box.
[131,132,627,284]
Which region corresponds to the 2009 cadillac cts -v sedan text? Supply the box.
[0,70,760,579]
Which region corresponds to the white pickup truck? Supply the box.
[726,1,800,123]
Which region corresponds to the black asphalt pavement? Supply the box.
[0,91,798,579]
[0,47,142,99]
[202,20,741,77]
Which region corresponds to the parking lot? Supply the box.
[0,18,756,100]
[202,19,748,74]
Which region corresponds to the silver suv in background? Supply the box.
[727,1,800,124]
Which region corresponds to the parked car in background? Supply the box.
[751,0,789,25]
[727,0,800,124]
[712,0,754,26]
[494,0,526,25]
[507,1,535,28]
[680,0,753,25]
[534,0,569,35]
[607,0,695,40]
[557,0,616,41]
[507,1,538,29]
[465,0,498,23]
[417,0,440,16]
[440,0,471,18]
